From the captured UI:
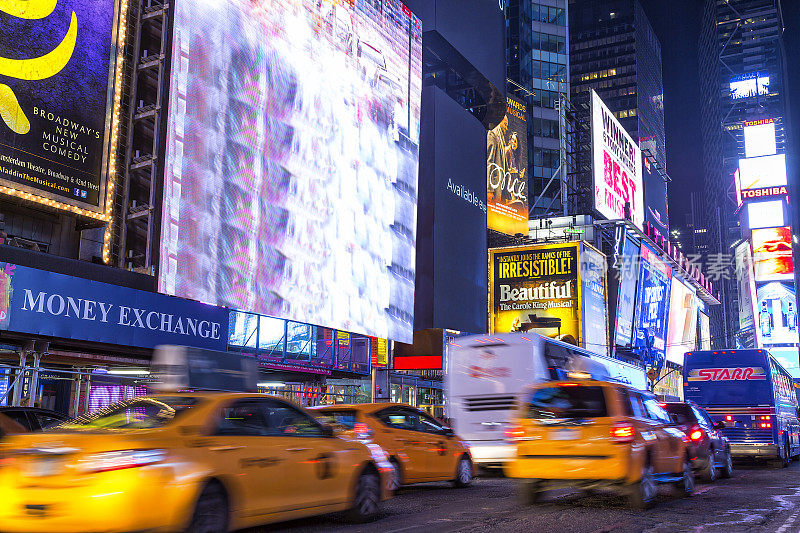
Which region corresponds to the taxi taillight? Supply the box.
[504,425,525,442]
[610,424,635,443]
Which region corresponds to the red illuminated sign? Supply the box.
[741,186,788,200]
[393,355,442,370]
[687,366,767,381]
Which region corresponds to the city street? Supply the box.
[260,463,800,533]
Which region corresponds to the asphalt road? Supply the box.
[253,461,800,533]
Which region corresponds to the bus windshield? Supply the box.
[684,351,773,406]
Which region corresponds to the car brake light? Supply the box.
[725,415,732,421]
[354,422,374,440]
[610,424,635,443]
[689,424,704,442]
[504,425,525,442]
[76,449,166,474]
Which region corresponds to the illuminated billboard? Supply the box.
[591,90,644,227]
[613,232,639,347]
[633,244,672,370]
[757,281,798,345]
[729,72,770,99]
[487,95,528,235]
[665,276,697,366]
[738,154,787,190]
[0,0,120,214]
[734,241,757,334]
[746,200,785,229]
[489,243,581,345]
[743,119,776,158]
[752,227,794,282]
[159,0,423,343]
[580,243,609,356]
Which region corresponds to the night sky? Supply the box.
[639,0,703,231]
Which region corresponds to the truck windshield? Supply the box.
[525,385,608,419]
[53,397,200,430]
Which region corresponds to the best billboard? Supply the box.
[0,0,120,212]
[591,90,643,228]
[159,0,423,343]
[489,242,608,353]
[487,95,528,235]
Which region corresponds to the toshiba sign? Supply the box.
[741,186,788,200]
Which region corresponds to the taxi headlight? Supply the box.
[77,449,167,474]
[365,443,389,464]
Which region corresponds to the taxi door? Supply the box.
[417,411,457,479]
[262,400,351,510]
[206,399,292,517]
[375,407,428,482]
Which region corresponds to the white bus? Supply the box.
[444,332,646,469]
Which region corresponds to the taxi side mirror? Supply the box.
[320,424,335,438]
[713,421,726,430]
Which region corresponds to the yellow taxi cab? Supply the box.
[310,403,473,491]
[504,379,693,508]
[0,392,394,532]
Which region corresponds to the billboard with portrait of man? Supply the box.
[487,95,528,235]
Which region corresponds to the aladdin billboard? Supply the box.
[0,0,120,212]
[487,95,528,235]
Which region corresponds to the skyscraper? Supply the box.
[698,0,788,348]
[569,0,666,171]
[506,0,569,217]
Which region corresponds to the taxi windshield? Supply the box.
[54,397,201,430]
[525,385,608,420]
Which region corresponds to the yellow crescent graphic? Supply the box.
[0,83,30,134]
[0,11,77,80]
[0,0,57,19]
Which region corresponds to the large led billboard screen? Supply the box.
[738,154,787,190]
[0,0,119,212]
[580,243,609,356]
[665,275,697,366]
[613,232,639,347]
[159,0,423,343]
[487,95,528,236]
[743,119,776,158]
[734,241,757,333]
[642,155,668,239]
[752,227,794,282]
[729,72,769,99]
[591,90,643,228]
[757,281,798,345]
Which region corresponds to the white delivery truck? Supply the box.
[444,332,646,469]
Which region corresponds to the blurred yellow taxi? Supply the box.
[504,380,693,508]
[311,403,473,490]
[0,393,393,532]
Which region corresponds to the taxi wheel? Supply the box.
[388,459,403,492]
[628,463,656,509]
[518,480,542,505]
[453,456,473,488]
[721,449,733,478]
[187,483,228,533]
[348,470,381,523]
[673,457,694,497]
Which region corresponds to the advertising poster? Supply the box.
[580,243,609,356]
[756,281,799,345]
[699,312,711,350]
[489,243,581,346]
[743,119,777,158]
[0,0,118,210]
[591,89,644,228]
[642,155,668,239]
[734,240,757,336]
[0,262,229,350]
[738,154,787,190]
[752,227,794,282]
[771,347,800,379]
[487,95,528,235]
[160,0,423,343]
[613,232,639,347]
[633,244,672,369]
[665,276,697,365]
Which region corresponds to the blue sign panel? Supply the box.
[633,244,672,371]
[580,244,608,356]
[0,263,228,350]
